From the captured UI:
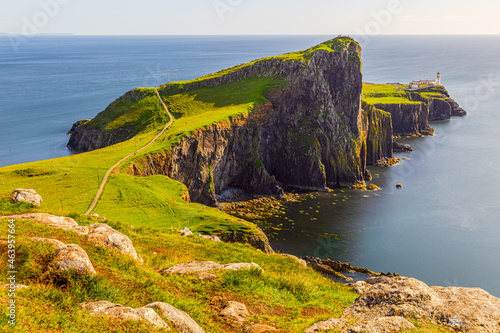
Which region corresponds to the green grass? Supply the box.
[362,83,421,105]
[84,88,169,136]
[0,200,358,332]
[161,37,358,89]
[0,36,456,332]
[0,200,454,332]
[0,76,287,241]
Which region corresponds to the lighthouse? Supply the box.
[436,72,441,85]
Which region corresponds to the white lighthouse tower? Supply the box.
[436,72,441,85]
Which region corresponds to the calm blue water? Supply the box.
[1,35,499,296]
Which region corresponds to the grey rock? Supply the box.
[11,189,43,206]
[304,318,348,332]
[197,234,221,242]
[145,302,205,333]
[47,244,96,275]
[181,228,193,236]
[160,261,263,275]
[88,223,142,262]
[80,301,169,329]
[220,301,251,326]
[2,213,89,235]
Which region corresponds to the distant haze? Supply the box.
[1,0,500,36]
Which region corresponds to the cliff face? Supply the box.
[126,39,393,205]
[361,102,393,165]
[70,38,395,206]
[68,89,165,153]
[372,102,433,137]
[371,86,466,136]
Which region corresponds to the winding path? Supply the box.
[84,87,174,216]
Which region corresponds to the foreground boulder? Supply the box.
[145,302,205,333]
[219,301,251,327]
[304,318,349,332]
[88,223,143,262]
[344,317,414,332]
[3,213,89,235]
[343,276,500,333]
[11,188,43,206]
[80,301,168,329]
[160,261,263,275]
[47,244,96,275]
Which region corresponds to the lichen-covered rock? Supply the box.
[3,213,89,235]
[47,244,96,275]
[304,318,349,332]
[30,237,65,248]
[197,234,221,242]
[145,302,205,333]
[343,317,414,333]
[80,301,169,329]
[88,223,142,262]
[11,189,43,206]
[220,301,251,326]
[181,228,193,236]
[160,261,263,275]
[343,276,500,333]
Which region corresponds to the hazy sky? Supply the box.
[1,0,499,35]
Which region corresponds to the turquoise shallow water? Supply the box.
[1,35,499,296]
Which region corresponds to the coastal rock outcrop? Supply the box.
[80,301,168,329]
[343,276,500,333]
[47,244,97,275]
[145,302,205,333]
[219,301,251,326]
[88,223,143,262]
[3,213,89,235]
[159,261,263,275]
[11,188,43,206]
[68,89,157,153]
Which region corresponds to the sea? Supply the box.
[1,35,499,297]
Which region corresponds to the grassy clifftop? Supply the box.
[362,83,449,105]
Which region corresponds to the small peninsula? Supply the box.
[3,37,498,333]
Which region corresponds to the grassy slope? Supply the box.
[0,200,358,332]
[0,76,285,237]
[0,201,452,333]
[362,83,421,105]
[0,38,453,332]
[362,83,449,105]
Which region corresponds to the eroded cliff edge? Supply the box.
[124,38,393,206]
